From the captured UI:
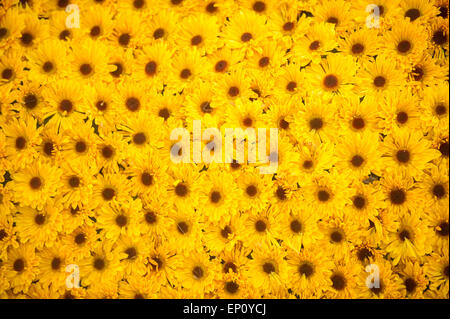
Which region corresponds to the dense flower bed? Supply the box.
[0,0,449,299]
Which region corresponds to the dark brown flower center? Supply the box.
[432,184,446,198]
[59,29,71,41]
[353,195,366,209]
[352,117,365,130]
[390,188,406,205]
[286,81,297,92]
[192,266,204,279]
[228,86,240,97]
[225,281,239,294]
[102,187,115,200]
[59,99,73,113]
[327,17,339,25]
[145,61,157,76]
[439,141,449,157]
[29,177,42,190]
[432,30,447,45]
[215,60,228,72]
[241,32,253,42]
[80,63,92,76]
[145,211,156,224]
[14,258,25,272]
[263,262,275,274]
[299,263,314,277]
[133,0,144,9]
[253,1,266,12]
[224,262,237,273]
[118,33,131,46]
[153,28,165,39]
[404,278,417,293]
[351,43,364,54]
[396,111,408,124]
[283,21,294,31]
[290,219,302,233]
[94,258,105,270]
[318,190,330,202]
[43,141,54,156]
[330,230,343,243]
[141,172,153,186]
[101,145,113,158]
[180,68,191,79]
[75,233,86,245]
[2,68,13,80]
[323,74,338,89]
[351,155,364,167]
[177,221,189,234]
[405,8,420,21]
[399,229,411,241]
[435,104,447,116]
[51,257,62,270]
[125,247,137,259]
[69,176,80,188]
[34,214,45,225]
[90,26,101,37]
[303,160,313,169]
[221,225,232,239]
[309,117,323,130]
[21,32,33,46]
[309,40,320,51]
[43,61,54,73]
[133,132,146,145]
[258,56,270,67]
[115,214,127,227]
[373,76,386,88]
[111,63,123,77]
[206,2,217,13]
[126,97,140,112]
[396,150,410,163]
[246,185,257,197]
[175,183,188,197]
[75,141,87,153]
[397,40,412,53]
[357,247,373,262]
[191,35,202,46]
[255,220,267,232]
[436,221,449,237]
[15,136,26,150]
[210,191,221,203]
[331,274,346,290]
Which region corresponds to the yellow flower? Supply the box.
[10,160,62,210]
[384,211,431,265]
[4,243,39,294]
[246,241,288,295]
[382,127,441,179]
[286,246,333,298]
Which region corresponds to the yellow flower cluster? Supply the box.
[0,0,449,299]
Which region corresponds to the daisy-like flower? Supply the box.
[380,168,423,214]
[313,0,353,33]
[14,205,63,248]
[398,259,429,298]
[114,234,149,276]
[119,275,157,299]
[425,206,449,255]
[286,246,333,298]
[2,113,41,171]
[246,241,288,296]
[291,22,337,66]
[384,212,431,266]
[176,249,220,294]
[381,127,441,179]
[3,244,39,294]
[324,256,361,299]
[97,198,141,241]
[10,160,62,210]
[381,19,428,65]
[36,243,73,292]
[358,55,405,96]
[334,131,383,180]
[176,13,220,55]
[80,240,126,289]
[421,83,449,131]
[418,162,449,210]
[424,252,449,298]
